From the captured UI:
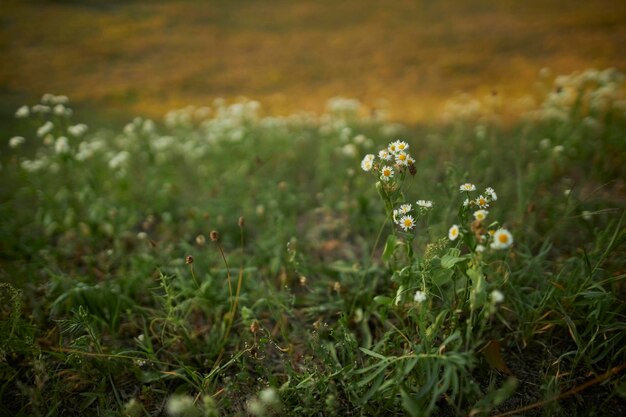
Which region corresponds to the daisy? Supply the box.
[460,183,477,192]
[361,154,375,171]
[473,209,489,222]
[475,195,490,208]
[396,141,409,152]
[388,141,399,154]
[448,224,460,241]
[395,151,409,166]
[380,165,394,181]
[414,290,427,303]
[378,149,392,161]
[485,187,497,201]
[490,228,513,249]
[416,200,433,208]
[399,215,416,231]
[399,203,412,214]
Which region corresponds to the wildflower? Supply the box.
[196,234,206,246]
[361,154,375,171]
[395,140,409,152]
[108,151,129,169]
[414,290,427,303]
[475,195,489,208]
[395,151,409,166]
[31,104,50,114]
[378,149,392,161]
[398,215,416,231]
[485,187,497,201]
[399,204,412,214]
[553,145,564,155]
[490,228,513,249]
[392,209,400,223]
[53,104,66,116]
[9,136,25,148]
[380,165,394,181]
[210,230,219,241]
[490,290,505,303]
[448,224,460,241]
[463,198,470,207]
[475,244,486,253]
[416,200,433,208]
[68,123,88,137]
[166,394,197,417]
[473,210,489,222]
[15,105,29,118]
[460,183,476,192]
[259,388,279,406]
[54,136,70,154]
[37,121,54,137]
[388,141,399,154]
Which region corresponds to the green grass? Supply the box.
[1,69,626,416]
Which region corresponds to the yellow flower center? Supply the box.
[383,169,390,176]
[498,233,509,243]
[451,228,458,236]
[404,219,412,227]
[399,154,406,161]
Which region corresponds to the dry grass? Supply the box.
[2,0,626,122]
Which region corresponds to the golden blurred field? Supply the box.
[2,0,626,122]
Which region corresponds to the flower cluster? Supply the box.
[361,140,416,182]
[448,183,513,250]
[391,200,434,232]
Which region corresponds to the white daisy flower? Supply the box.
[361,154,375,171]
[414,290,427,303]
[490,228,513,249]
[380,165,394,181]
[448,224,460,241]
[460,183,477,192]
[473,209,489,222]
[485,187,497,201]
[399,204,412,214]
[15,105,30,118]
[490,290,504,303]
[475,195,490,208]
[378,149,392,161]
[416,200,433,208]
[388,141,399,154]
[406,155,416,165]
[9,136,25,148]
[395,151,410,166]
[398,215,416,231]
[396,141,409,152]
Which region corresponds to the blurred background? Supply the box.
[2,0,626,124]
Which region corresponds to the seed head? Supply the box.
[210,230,219,241]
[250,320,260,334]
[185,255,194,264]
[238,216,245,227]
[408,162,417,176]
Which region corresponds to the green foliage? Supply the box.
[1,69,625,415]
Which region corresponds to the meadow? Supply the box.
[1,67,625,416]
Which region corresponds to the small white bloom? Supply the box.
[166,394,196,416]
[68,123,88,137]
[582,210,592,221]
[15,105,30,118]
[395,140,409,152]
[380,165,394,181]
[490,290,504,303]
[53,104,66,116]
[54,136,70,154]
[342,143,357,157]
[259,387,279,405]
[399,204,412,214]
[395,151,410,166]
[388,141,399,154]
[485,187,497,201]
[460,183,476,192]
[473,210,489,221]
[448,224,460,241]
[9,136,25,148]
[109,151,130,169]
[414,290,427,303]
[361,154,375,171]
[463,198,470,207]
[43,134,54,146]
[416,200,433,208]
[37,121,54,137]
[378,149,392,161]
[475,195,490,208]
[564,189,571,197]
[31,104,50,114]
[475,244,486,253]
[553,145,564,155]
[398,215,416,231]
[490,228,514,249]
[540,138,551,149]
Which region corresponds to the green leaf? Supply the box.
[441,248,467,269]
[359,347,388,360]
[431,268,454,286]
[401,389,423,417]
[382,234,397,262]
[373,295,393,305]
[468,268,486,310]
